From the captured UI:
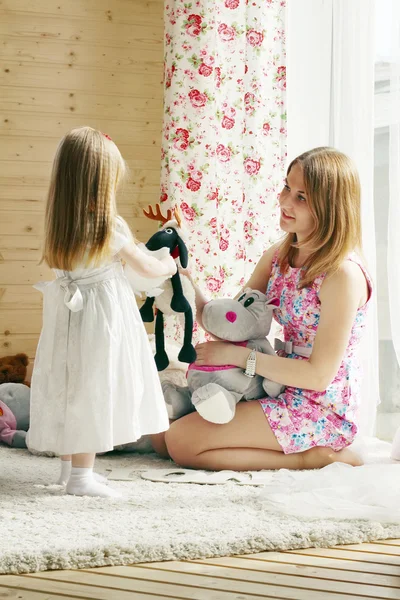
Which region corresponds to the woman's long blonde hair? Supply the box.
[279,147,362,288]
[42,126,126,270]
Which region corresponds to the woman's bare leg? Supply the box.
[164,402,362,470]
[150,432,170,458]
[150,417,175,459]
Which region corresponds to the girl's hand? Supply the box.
[178,267,193,282]
[195,341,237,366]
[161,255,178,277]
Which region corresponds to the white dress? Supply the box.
[29,217,169,455]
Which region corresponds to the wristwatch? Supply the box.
[244,349,257,378]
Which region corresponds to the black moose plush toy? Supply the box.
[126,204,197,371]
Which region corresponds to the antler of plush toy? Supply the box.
[173,206,182,228]
[143,204,173,225]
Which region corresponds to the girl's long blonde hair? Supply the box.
[42,126,126,270]
[279,147,362,288]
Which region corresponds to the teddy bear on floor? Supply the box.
[0,353,31,448]
[0,353,29,385]
[162,288,284,424]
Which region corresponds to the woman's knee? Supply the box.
[301,445,336,469]
[150,432,170,459]
[164,420,195,466]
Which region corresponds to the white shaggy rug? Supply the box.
[1,445,400,575]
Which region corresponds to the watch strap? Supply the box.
[244,349,257,378]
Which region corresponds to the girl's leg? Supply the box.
[57,454,72,485]
[66,453,121,497]
[57,454,108,485]
[71,453,95,468]
[165,401,362,470]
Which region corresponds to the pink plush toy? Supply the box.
[0,383,30,448]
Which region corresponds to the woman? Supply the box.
[152,147,371,471]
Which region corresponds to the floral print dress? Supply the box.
[260,250,372,454]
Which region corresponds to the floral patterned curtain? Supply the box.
[161,0,287,341]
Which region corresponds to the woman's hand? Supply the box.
[195,341,239,366]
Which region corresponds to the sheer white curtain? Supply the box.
[286,0,379,436]
[259,1,400,523]
[388,1,400,366]
[387,0,400,451]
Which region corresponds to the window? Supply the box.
[374,0,400,440]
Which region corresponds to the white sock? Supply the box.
[391,427,400,461]
[66,467,121,498]
[57,460,72,485]
[57,460,108,486]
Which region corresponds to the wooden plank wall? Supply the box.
[0,0,164,361]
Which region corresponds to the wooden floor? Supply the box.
[1,540,400,600]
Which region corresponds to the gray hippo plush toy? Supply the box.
[162,288,284,424]
[0,383,30,448]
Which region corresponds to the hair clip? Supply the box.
[102,132,112,140]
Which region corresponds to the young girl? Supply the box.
[153,147,372,471]
[29,126,176,497]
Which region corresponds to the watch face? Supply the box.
[245,359,256,374]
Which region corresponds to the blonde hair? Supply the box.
[279,147,362,288]
[42,126,127,270]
